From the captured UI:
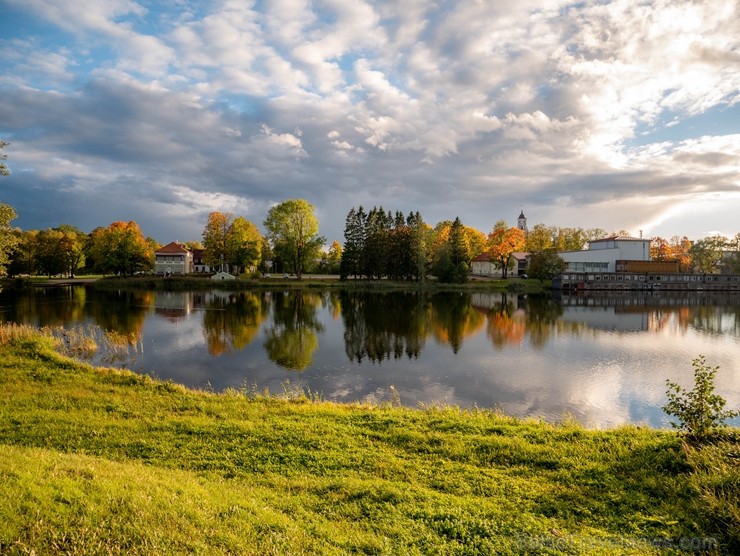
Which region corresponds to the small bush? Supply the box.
[663,355,739,441]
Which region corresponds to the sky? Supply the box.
[0,0,739,246]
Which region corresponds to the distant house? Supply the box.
[559,236,650,273]
[154,242,193,275]
[192,249,211,273]
[471,252,529,277]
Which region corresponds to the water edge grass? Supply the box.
[0,324,737,555]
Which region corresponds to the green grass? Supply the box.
[0,324,737,554]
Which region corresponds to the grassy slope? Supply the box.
[0,326,737,555]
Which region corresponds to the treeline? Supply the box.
[7,221,156,278]
[339,207,490,283]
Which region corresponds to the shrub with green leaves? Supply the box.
[663,355,739,441]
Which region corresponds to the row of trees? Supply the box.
[200,199,326,279]
[7,221,158,278]
[338,207,537,283]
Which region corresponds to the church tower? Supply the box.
[517,208,527,232]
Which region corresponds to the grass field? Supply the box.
[1,324,737,555]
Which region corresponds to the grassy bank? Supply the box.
[82,274,549,294]
[1,325,737,555]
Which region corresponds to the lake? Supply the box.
[2,286,739,429]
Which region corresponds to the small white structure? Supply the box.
[210,271,236,281]
[559,237,651,273]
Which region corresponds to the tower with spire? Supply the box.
[517,208,527,232]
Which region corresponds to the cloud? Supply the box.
[0,0,738,244]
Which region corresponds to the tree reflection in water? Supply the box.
[202,291,268,356]
[263,291,324,370]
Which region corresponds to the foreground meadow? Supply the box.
[0,324,737,555]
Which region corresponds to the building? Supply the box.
[154,242,193,275]
[471,252,529,277]
[192,249,212,273]
[517,209,527,232]
[559,236,651,273]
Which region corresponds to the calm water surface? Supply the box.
[2,286,739,429]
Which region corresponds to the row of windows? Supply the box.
[155,255,186,263]
[565,262,610,272]
[563,273,740,283]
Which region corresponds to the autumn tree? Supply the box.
[464,226,487,261]
[321,240,343,274]
[202,212,232,271]
[433,217,470,283]
[650,237,674,261]
[264,199,325,280]
[670,236,693,272]
[89,221,154,276]
[486,220,526,279]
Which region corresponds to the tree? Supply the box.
[340,207,364,279]
[689,235,728,274]
[202,212,232,271]
[725,233,740,274]
[225,216,262,275]
[0,141,19,276]
[664,355,739,441]
[464,226,487,261]
[264,199,325,280]
[322,240,343,274]
[7,229,38,277]
[36,229,68,277]
[433,217,470,283]
[486,221,526,279]
[553,227,588,251]
[361,207,390,279]
[0,204,19,277]
[89,221,154,276]
[525,223,555,254]
[527,250,566,281]
[0,140,9,177]
[670,236,693,272]
[650,237,674,261]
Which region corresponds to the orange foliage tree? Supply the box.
[485,221,526,279]
[89,221,155,276]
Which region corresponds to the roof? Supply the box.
[589,236,648,243]
[155,241,190,254]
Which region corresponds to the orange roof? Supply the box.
[155,241,189,254]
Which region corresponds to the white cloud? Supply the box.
[1,0,739,243]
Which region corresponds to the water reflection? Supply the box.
[264,291,324,370]
[1,286,739,427]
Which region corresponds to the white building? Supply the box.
[559,237,651,273]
